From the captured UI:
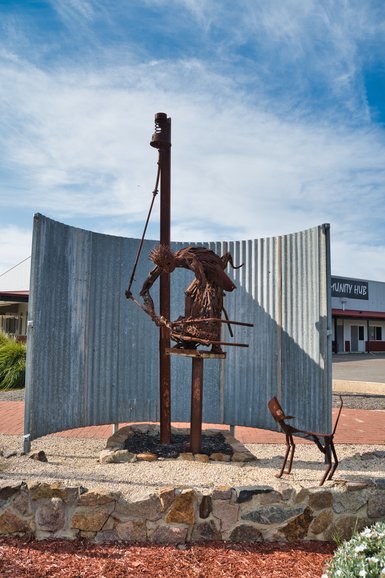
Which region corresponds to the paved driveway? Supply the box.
[333,353,385,384]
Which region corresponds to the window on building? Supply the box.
[369,326,383,341]
[358,326,364,341]
[5,317,18,335]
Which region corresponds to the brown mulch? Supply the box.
[0,538,335,577]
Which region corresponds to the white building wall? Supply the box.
[332,275,385,353]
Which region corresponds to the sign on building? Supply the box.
[331,277,369,300]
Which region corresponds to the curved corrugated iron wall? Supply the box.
[24,214,331,442]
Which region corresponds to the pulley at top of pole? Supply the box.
[125,112,171,299]
[150,113,171,150]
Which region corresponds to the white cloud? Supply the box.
[1,54,385,279]
[0,1,385,282]
[0,226,31,280]
[332,239,385,282]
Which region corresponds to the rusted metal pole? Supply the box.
[159,140,171,444]
[150,112,172,444]
[190,357,204,454]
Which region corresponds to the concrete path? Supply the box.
[333,353,385,395]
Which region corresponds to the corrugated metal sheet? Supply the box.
[24,214,331,443]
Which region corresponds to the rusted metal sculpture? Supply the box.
[126,112,172,444]
[132,243,252,453]
[139,244,246,352]
[268,396,343,486]
[126,112,252,452]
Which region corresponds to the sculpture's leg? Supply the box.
[327,440,339,480]
[320,439,332,486]
[286,433,296,474]
[184,288,194,318]
[210,288,223,353]
[210,338,223,354]
[277,434,292,478]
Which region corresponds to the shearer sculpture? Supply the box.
[138,244,243,352]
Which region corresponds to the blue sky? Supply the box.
[1,0,385,282]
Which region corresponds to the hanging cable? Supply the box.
[125,153,161,299]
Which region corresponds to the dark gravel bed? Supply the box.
[124,431,233,458]
[1,389,385,410]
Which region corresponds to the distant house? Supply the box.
[0,257,30,340]
[331,275,385,353]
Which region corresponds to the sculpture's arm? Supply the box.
[188,256,207,287]
[123,265,161,325]
[140,265,161,296]
[136,265,161,324]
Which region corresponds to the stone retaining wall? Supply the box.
[1,479,385,543]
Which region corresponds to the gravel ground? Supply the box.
[1,388,384,500]
[1,433,384,500]
[332,392,385,410]
[0,389,25,401]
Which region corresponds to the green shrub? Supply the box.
[0,331,8,347]
[0,337,26,390]
[323,521,385,577]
